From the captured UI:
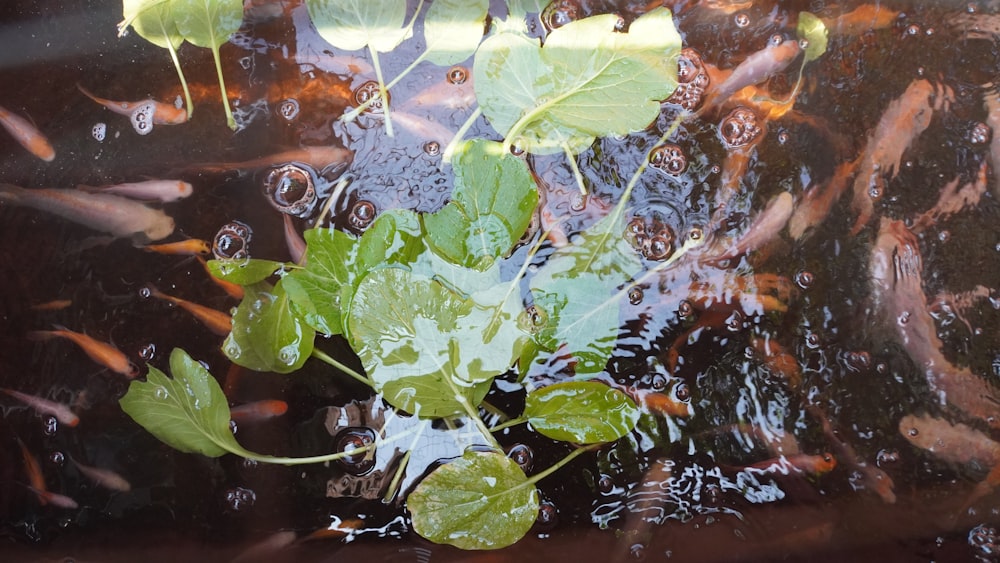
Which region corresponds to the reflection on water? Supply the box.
[2,0,1000,561]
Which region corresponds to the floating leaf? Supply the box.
[223,280,314,373]
[347,268,516,417]
[797,12,828,64]
[524,381,639,443]
[422,0,488,66]
[409,450,539,549]
[207,258,284,286]
[355,208,425,272]
[171,0,242,129]
[120,348,242,457]
[121,0,194,118]
[474,8,681,154]
[424,140,538,270]
[282,228,357,335]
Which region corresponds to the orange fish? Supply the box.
[78,179,193,202]
[231,400,288,422]
[142,238,212,256]
[147,285,232,336]
[28,325,138,378]
[69,457,131,492]
[1,388,80,427]
[746,453,837,476]
[29,299,73,311]
[77,84,188,125]
[0,104,55,162]
[17,438,46,495]
[196,256,244,300]
[283,214,306,265]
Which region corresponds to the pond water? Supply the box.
[3,0,1000,561]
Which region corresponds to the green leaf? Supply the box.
[347,269,516,417]
[223,280,314,373]
[409,450,539,550]
[797,12,828,64]
[306,0,411,53]
[474,7,681,154]
[424,140,538,270]
[171,0,242,129]
[422,0,489,66]
[121,0,194,117]
[356,208,425,271]
[524,381,639,443]
[207,258,285,286]
[282,228,357,335]
[120,348,242,457]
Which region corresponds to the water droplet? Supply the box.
[510,143,525,157]
[349,200,377,231]
[968,122,991,145]
[213,221,253,260]
[447,66,468,85]
[719,107,761,148]
[906,24,921,36]
[598,474,615,494]
[628,287,644,305]
[423,141,440,156]
[91,122,106,142]
[734,13,750,27]
[768,34,783,47]
[263,164,317,216]
[908,427,919,437]
[49,451,65,465]
[507,444,534,472]
[334,427,377,475]
[777,130,790,144]
[353,81,385,113]
[154,386,169,400]
[534,500,558,531]
[897,311,911,325]
[649,143,687,175]
[795,270,814,289]
[674,383,690,402]
[630,542,647,560]
[277,98,300,121]
[43,416,58,436]
[224,486,256,512]
[139,342,156,361]
[230,420,238,435]
[938,230,950,243]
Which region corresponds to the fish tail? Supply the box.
[0,183,26,204]
[25,330,58,342]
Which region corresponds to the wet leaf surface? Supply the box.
[524,381,639,443]
[207,258,284,286]
[422,0,489,66]
[223,280,314,373]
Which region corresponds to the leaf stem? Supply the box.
[311,348,370,387]
[237,421,426,466]
[442,106,482,164]
[210,45,235,130]
[489,417,526,433]
[524,444,599,486]
[563,142,587,195]
[369,48,394,137]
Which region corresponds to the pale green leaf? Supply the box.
[171,0,242,49]
[409,450,539,549]
[306,0,411,53]
[797,12,828,64]
[120,348,241,457]
[124,0,183,50]
[524,381,639,443]
[423,0,488,66]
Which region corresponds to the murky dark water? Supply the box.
[3,0,1000,561]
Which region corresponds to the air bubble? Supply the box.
[534,500,558,531]
[510,144,525,157]
[795,270,814,289]
[735,13,750,27]
[542,0,578,31]
[353,81,385,113]
[649,144,687,175]
[447,66,468,85]
[674,383,690,402]
[968,122,991,145]
[507,444,534,472]
[130,102,155,136]
[646,235,674,261]
[348,200,377,231]
[777,131,790,144]
[335,427,377,475]
[678,300,694,320]
[725,311,743,331]
[277,98,300,121]
[628,287,644,305]
[91,123,106,142]
[897,311,911,325]
[969,524,999,559]
[668,48,709,110]
[570,194,586,212]
[876,449,899,467]
[139,342,156,361]
[597,474,615,494]
[423,141,441,156]
[263,164,317,216]
[224,487,256,512]
[49,451,65,465]
[213,221,253,260]
[43,416,59,435]
[908,427,919,437]
[769,34,783,47]
[720,107,761,148]
[906,24,920,36]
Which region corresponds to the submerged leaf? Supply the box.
[120,348,241,457]
[524,381,639,443]
[475,8,681,154]
[424,140,538,270]
[409,450,539,549]
[422,0,489,66]
[223,280,314,373]
[797,12,828,64]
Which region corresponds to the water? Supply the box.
[2,0,1000,561]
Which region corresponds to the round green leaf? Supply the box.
[409,450,539,550]
[223,280,314,373]
[797,12,829,64]
[171,0,242,49]
[207,258,284,286]
[524,381,639,443]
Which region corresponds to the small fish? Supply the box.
[299,517,364,542]
[69,457,131,492]
[142,238,212,256]
[196,256,244,300]
[911,163,988,234]
[614,384,692,418]
[745,452,837,476]
[392,110,456,146]
[283,214,306,265]
[788,159,857,240]
[807,404,896,503]
[231,400,289,422]
[17,438,47,495]
[28,325,138,378]
[749,335,802,388]
[77,84,188,125]
[29,299,73,311]
[1,388,79,427]
[22,483,79,509]
[822,5,899,36]
[78,179,193,202]
[0,104,55,161]
[0,183,175,242]
[183,145,352,174]
[231,530,298,563]
[706,39,802,110]
[707,191,794,263]
[399,71,476,112]
[147,285,232,336]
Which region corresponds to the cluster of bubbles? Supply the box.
[648,143,688,175]
[129,101,156,136]
[277,98,300,121]
[213,221,253,260]
[719,107,762,148]
[334,427,377,476]
[969,524,1000,561]
[541,0,580,31]
[353,81,386,114]
[446,66,468,85]
[91,122,106,142]
[667,48,710,111]
[224,486,257,512]
[263,164,317,216]
[348,200,377,232]
[625,216,676,261]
